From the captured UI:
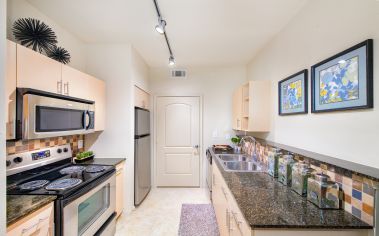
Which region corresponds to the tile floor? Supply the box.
[115,188,211,236]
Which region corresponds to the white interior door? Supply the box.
[156,96,200,187]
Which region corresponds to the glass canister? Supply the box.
[307,173,340,209]
[291,162,314,196]
[267,148,281,178]
[278,155,295,186]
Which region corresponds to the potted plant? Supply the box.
[231,136,241,153]
[74,150,95,163]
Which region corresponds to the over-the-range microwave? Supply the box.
[16,88,95,140]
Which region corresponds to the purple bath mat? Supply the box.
[178,204,220,236]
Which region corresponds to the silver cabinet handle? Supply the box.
[226,209,230,231]
[237,119,240,128]
[63,82,69,95]
[21,216,49,235]
[221,186,228,199]
[231,211,242,228]
[57,80,62,94]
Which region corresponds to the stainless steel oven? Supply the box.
[63,174,116,236]
[16,88,95,140]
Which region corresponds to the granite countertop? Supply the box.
[210,148,372,229]
[78,157,126,166]
[7,195,56,226]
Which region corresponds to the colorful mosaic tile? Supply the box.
[6,135,84,156]
[242,139,378,226]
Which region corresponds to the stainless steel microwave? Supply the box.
[16,88,95,140]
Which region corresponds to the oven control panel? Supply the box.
[32,150,51,161]
[6,144,72,176]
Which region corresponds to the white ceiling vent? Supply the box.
[170,69,187,79]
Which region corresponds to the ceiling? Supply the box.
[27,0,307,68]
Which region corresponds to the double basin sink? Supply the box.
[216,154,264,172]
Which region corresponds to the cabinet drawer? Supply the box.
[7,203,54,236]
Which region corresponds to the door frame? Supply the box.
[152,94,204,188]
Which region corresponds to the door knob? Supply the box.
[193,145,199,149]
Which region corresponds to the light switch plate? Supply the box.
[78,140,84,149]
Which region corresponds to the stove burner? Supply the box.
[85,165,106,173]
[45,178,82,190]
[19,180,49,191]
[60,166,85,175]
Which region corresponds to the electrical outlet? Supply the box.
[78,140,84,149]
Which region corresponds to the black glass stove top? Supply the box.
[7,163,115,198]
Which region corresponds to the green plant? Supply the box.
[76,151,94,160]
[231,136,241,145]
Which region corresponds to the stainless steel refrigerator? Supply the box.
[134,107,151,206]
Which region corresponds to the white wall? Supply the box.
[7,0,86,71]
[84,44,150,213]
[247,0,379,168]
[0,0,7,234]
[150,66,247,185]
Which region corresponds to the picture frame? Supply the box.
[311,39,373,113]
[278,69,308,115]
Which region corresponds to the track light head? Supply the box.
[168,55,175,66]
[155,18,166,34]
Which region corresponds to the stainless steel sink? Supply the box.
[217,154,252,162]
[223,161,262,172]
[215,154,264,172]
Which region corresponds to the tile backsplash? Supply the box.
[6,135,84,156]
[242,140,377,226]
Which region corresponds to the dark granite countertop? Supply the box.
[78,157,126,166]
[7,195,56,226]
[210,148,372,229]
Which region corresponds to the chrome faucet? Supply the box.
[240,136,257,159]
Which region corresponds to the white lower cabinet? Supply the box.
[212,163,371,236]
[116,162,125,218]
[213,164,250,236]
[7,202,54,236]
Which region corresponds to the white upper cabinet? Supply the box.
[6,40,17,140]
[61,65,90,99]
[16,44,62,94]
[134,86,150,110]
[88,76,106,131]
[232,80,272,132]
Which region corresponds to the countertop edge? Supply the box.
[7,195,56,227]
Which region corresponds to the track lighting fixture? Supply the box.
[155,17,166,34]
[169,55,175,66]
[153,0,176,67]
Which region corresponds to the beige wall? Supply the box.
[84,44,150,213]
[7,0,87,71]
[247,0,379,168]
[150,66,247,185]
[0,0,6,233]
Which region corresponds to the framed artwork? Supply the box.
[311,39,373,113]
[278,69,308,115]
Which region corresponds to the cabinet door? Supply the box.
[248,81,271,132]
[115,162,124,218]
[61,65,90,99]
[17,44,62,94]
[232,87,243,130]
[7,202,54,236]
[6,40,17,140]
[88,76,106,131]
[134,86,150,110]
[213,165,230,236]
